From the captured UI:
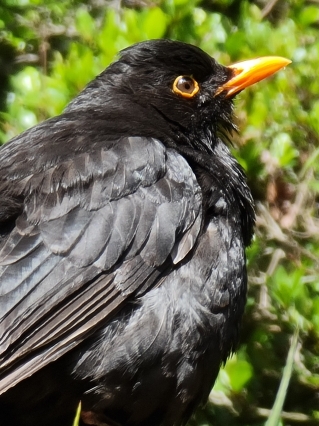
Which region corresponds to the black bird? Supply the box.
[0,40,289,426]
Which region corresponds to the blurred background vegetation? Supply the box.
[1,0,319,425]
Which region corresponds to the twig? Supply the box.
[261,0,280,19]
[256,407,312,422]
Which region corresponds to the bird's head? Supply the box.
[66,39,290,153]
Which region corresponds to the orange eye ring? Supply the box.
[172,76,199,98]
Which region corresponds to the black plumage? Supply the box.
[0,39,284,426]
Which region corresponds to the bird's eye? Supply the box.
[172,76,199,98]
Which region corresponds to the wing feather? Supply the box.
[0,132,202,394]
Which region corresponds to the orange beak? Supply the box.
[215,56,291,98]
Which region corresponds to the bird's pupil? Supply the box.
[178,77,194,93]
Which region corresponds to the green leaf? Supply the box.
[269,132,298,167]
[299,6,319,26]
[142,8,168,39]
[76,8,96,42]
[215,353,253,393]
[225,358,253,393]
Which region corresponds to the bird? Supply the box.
[0,39,290,426]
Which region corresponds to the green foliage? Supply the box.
[215,351,254,393]
[1,0,319,425]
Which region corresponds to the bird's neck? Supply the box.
[174,139,255,247]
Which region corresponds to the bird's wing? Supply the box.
[0,130,202,393]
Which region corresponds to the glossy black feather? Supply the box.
[0,39,255,426]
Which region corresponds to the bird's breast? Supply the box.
[73,215,247,426]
